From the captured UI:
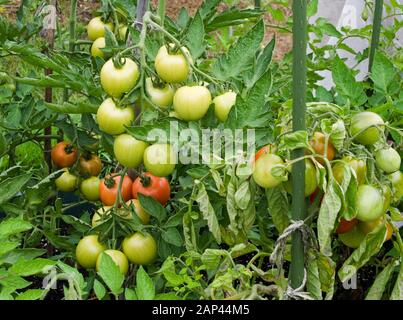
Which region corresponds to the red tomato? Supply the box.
[254,144,277,162]
[51,141,78,168]
[132,172,170,205]
[99,174,133,206]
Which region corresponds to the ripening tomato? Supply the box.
[96,250,129,275]
[375,147,401,173]
[253,153,285,189]
[350,112,384,145]
[114,134,148,168]
[100,58,139,98]
[389,171,403,202]
[123,199,150,224]
[358,216,386,234]
[91,37,106,58]
[96,98,134,135]
[122,232,157,265]
[132,173,170,205]
[51,141,78,168]
[338,226,366,248]
[143,143,176,177]
[332,156,367,185]
[355,185,384,222]
[335,218,358,234]
[80,176,100,201]
[213,91,237,122]
[309,132,335,164]
[87,17,114,41]
[92,206,112,227]
[145,78,174,108]
[255,144,277,162]
[173,86,212,121]
[76,235,106,269]
[155,44,190,83]
[283,159,318,197]
[78,154,102,177]
[99,174,133,206]
[55,168,78,192]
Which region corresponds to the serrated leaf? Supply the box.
[0,173,32,204]
[9,258,56,277]
[93,279,106,300]
[0,241,19,256]
[366,261,396,300]
[184,12,205,59]
[266,187,290,233]
[125,288,137,300]
[0,273,31,292]
[161,228,182,247]
[97,253,124,296]
[307,250,322,300]
[135,266,155,300]
[15,289,44,300]
[234,180,250,210]
[370,51,396,94]
[201,249,226,270]
[137,193,167,223]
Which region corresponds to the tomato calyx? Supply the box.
[140,174,152,187]
[64,143,76,155]
[112,56,127,69]
[104,176,117,189]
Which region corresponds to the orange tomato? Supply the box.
[309,132,335,164]
[99,174,133,206]
[51,141,78,168]
[78,154,102,176]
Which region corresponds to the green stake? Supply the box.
[368,0,384,72]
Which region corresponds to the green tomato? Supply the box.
[55,168,78,192]
[350,112,384,145]
[358,216,386,234]
[213,91,237,122]
[96,250,129,275]
[381,185,392,214]
[388,171,403,203]
[100,58,139,98]
[283,159,318,197]
[143,143,176,177]
[332,156,367,185]
[91,37,106,58]
[375,147,401,173]
[355,185,384,222]
[96,98,134,135]
[145,77,174,108]
[92,206,112,227]
[114,134,148,168]
[173,86,212,121]
[339,226,366,248]
[118,25,128,40]
[87,17,114,41]
[76,235,106,269]
[253,153,285,189]
[155,44,190,83]
[122,232,157,265]
[80,176,100,201]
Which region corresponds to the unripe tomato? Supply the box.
[355,185,384,221]
[155,44,190,83]
[332,156,367,185]
[122,232,157,265]
[51,141,77,168]
[350,112,384,145]
[80,176,100,201]
[336,218,358,234]
[99,174,133,206]
[253,153,285,189]
[92,206,112,227]
[96,250,129,275]
[145,78,174,108]
[96,98,134,135]
[283,159,318,197]
[173,86,212,121]
[100,58,139,98]
[118,25,128,41]
[87,17,114,41]
[309,132,335,164]
[375,147,401,173]
[338,226,366,248]
[91,37,106,58]
[143,143,176,177]
[114,134,148,168]
[55,168,78,192]
[358,216,385,234]
[255,144,277,162]
[76,235,106,269]
[123,199,150,224]
[78,154,102,177]
[388,171,403,202]
[132,173,170,205]
[213,91,237,122]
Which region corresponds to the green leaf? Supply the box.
[365,261,397,300]
[0,173,32,204]
[212,20,264,80]
[44,101,99,114]
[15,289,44,300]
[266,187,290,233]
[154,292,181,300]
[125,288,137,300]
[184,12,205,59]
[390,264,403,300]
[332,57,366,106]
[0,273,31,292]
[164,212,184,228]
[234,180,251,210]
[201,249,225,270]
[135,266,155,300]
[307,0,318,17]
[9,258,56,276]
[206,9,263,32]
[338,225,387,282]
[306,250,322,300]
[93,279,106,300]
[137,193,167,223]
[61,215,91,233]
[0,218,32,238]
[195,184,221,243]
[370,51,397,94]
[317,254,336,298]
[161,228,182,247]
[159,257,185,286]
[0,241,19,257]
[316,18,342,37]
[97,253,124,296]
[317,181,342,255]
[0,248,46,265]
[320,119,346,151]
[282,130,309,150]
